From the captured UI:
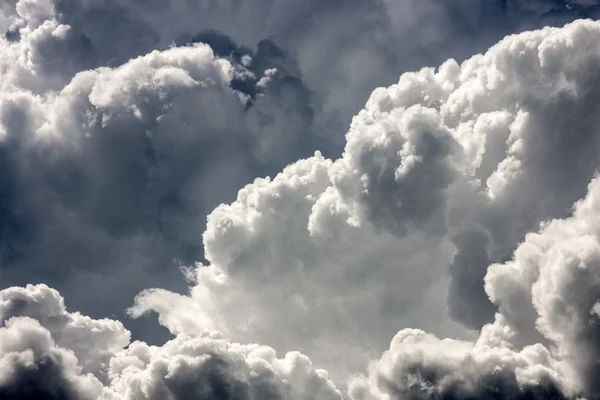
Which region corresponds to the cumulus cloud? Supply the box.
[2,0,600,346]
[6,170,600,399]
[0,30,322,343]
[348,329,572,400]
[130,19,600,384]
[348,172,600,400]
[4,0,600,398]
[0,284,344,400]
[4,0,597,135]
[129,152,465,379]
[0,317,104,400]
[0,284,130,378]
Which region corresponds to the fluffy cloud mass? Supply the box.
[132,18,600,378]
[2,0,600,343]
[0,0,328,342]
[0,284,344,399]
[348,172,600,400]
[4,0,600,399]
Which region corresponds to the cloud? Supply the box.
[2,8,600,399]
[130,152,465,379]
[4,0,600,396]
[0,284,130,378]
[3,0,600,347]
[0,284,344,400]
[0,317,104,400]
[347,329,571,400]
[107,335,343,400]
[348,172,600,400]
[4,0,597,135]
[130,19,600,384]
[7,164,600,399]
[484,175,600,394]
[0,29,323,344]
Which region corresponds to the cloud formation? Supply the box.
[349,172,600,400]
[0,0,326,342]
[0,284,344,400]
[4,1,600,399]
[5,169,600,398]
[3,0,600,346]
[130,19,600,387]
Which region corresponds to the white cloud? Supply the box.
[0,316,106,400]
[347,328,573,400]
[2,0,600,342]
[3,2,600,399]
[0,284,344,400]
[348,172,600,400]
[131,19,600,389]
[0,284,130,378]
[0,30,324,343]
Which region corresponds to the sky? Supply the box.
[2,0,600,399]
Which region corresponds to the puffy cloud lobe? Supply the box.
[329,104,459,238]
[3,0,600,345]
[0,284,130,378]
[0,42,238,329]
[0,28,328,343]
[0,285,112,399]
[347,329,571,400]
[107,336,343,400]
[0,0,85,92]
[131,153,464,378]
[0,284,344,400]
[131,19,600,383]
[354,18,600,329]
[484,176,600,394]
[347,175,600,400]
[0,317,104,400]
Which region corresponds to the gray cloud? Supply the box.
[4,1,600,396]
[2,8,600,399]
[0,30,323,344]
[0,284,344,400]
[350,172,600,400]
[130,19,600,387]
[0,318,99,400]
[347,330,572,400]
[2,0,600,346]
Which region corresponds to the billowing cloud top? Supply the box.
[2,0,600,344]
[0,0,331,343]
[0,284,344,399]
[131,18,600,387]
[3,0,600,399]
